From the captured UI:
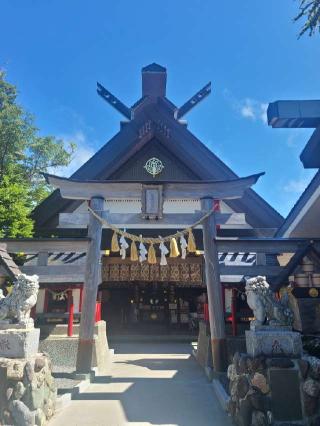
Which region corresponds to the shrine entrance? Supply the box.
[100,255,206,335]
[101,283,206,336]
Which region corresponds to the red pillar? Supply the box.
[67,290,74,337]
[43,289,49,313]
[231,288,237,337]
[213,199,221,231]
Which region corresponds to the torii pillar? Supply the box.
[76,196,104,373]
[201,197,227,372]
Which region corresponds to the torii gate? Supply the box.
[45,172,264,373]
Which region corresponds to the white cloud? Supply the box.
[283,178,309,193]
[223,90,268,125]
[52,131,95,177]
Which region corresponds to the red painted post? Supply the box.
[95,302,101,323]
[213,199,221,230]
[231,288,237,337]
[43,289,49,313]
[67,290,74,337]
[203,303,209,323]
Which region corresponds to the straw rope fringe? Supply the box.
[87,206,215,244]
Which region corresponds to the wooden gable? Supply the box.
[108,138,198,181]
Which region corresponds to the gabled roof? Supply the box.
[276,170,320,237]
[33,65,284,230]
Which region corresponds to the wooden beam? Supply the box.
[44,173,264,201]
[76,197,104,374]
[216,238,320,254]
[219,265,282,276]
[201,198,227,372]
[58,212,247,228]
[1,239,89,254]
[21,265,85,276]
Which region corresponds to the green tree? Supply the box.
[295,0,320,37]
[0,71,76,237]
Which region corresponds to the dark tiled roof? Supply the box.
[276,169,319,237]
[0,243,21,279]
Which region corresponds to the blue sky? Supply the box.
[1,0,319,217]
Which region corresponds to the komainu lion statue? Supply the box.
[0,274,39,326]
[245,276,293,327]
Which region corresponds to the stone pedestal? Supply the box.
[196,321,213,369]
[0,353,56,425]
[245,325,303,358]
[0,327,40,359]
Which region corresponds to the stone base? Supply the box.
[0,327,40,358]
[196,321,213,369]
[40,321,112,374]
[0,353,56,425]
[246,328,303,358]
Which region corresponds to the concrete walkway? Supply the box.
[50,343,231,426]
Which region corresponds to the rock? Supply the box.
[24,362,34,382]
[305,356,320,380]
[238,355,249,374]
[34,357,46,373]
[251,410,268,426]
[298,359,309,379]
[227,399,237,417]
[43,398,55,419]
[7,360,25,380]
[251,373,269,395]
[266,411,273,425]
[13,382,25,400]
[233,352,240,374]
[247,357,265,374]
[267,358,294,368]
[227,363,238,381]
[237,397,252,426]
[9,400,35,426]
[35,408,46,426]
[248,392,265,411]
[303,393,319,417]
[303,378,320,398]
[237,376,250,399]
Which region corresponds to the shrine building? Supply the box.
[8,64,284,336]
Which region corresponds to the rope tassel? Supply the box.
[130,241,139,262]
[187,228,197,253]
[170,237,180,258]
[148,243,157,264]
[111,231,120,252]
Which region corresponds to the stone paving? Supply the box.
[50,342,232,426]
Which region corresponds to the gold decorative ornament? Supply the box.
[309,287,319,298]
[144,157,164,177]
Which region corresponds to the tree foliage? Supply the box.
[0,71,76,237]
[295,0,320,37]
